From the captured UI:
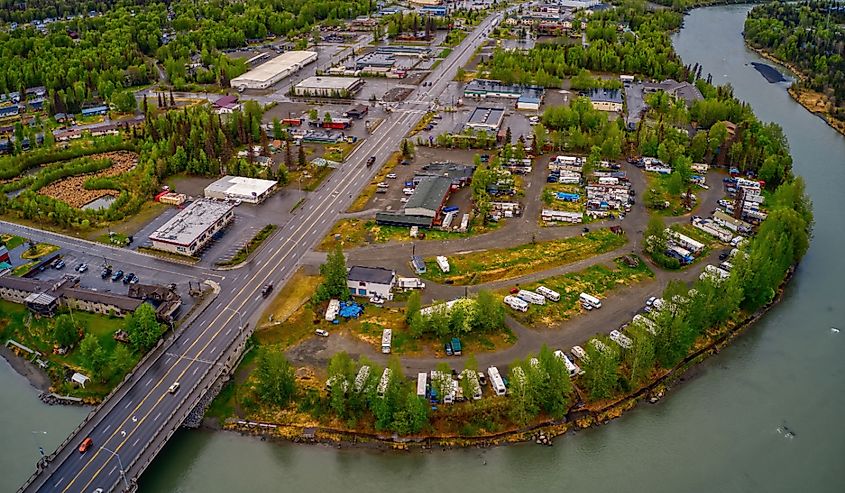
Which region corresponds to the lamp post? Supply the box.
[223,307,244,331]
[100,446,129,490]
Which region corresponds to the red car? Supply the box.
[78,437,93,453]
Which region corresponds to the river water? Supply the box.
[2,5,844,492]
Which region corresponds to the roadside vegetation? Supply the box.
[421,229,627,285]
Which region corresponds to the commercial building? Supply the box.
[347,266,396,300]
[204,175,278,204]
[416,162,475,187]
[230,51,318,91]
[293,76,364,98]
[585,88,623,112]
[375,175,453,228]
[375,45,431,58]
[0,275,143,318]
[465,106,506,133]
[148,199,234,255]
[419,5,448,16]
[354,52,397,72]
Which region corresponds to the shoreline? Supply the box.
[0,345,52,392]
[218,267,796,451]
[744,43,845,138]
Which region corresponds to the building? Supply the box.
[419,5,448,16]
[80,105,109,117]
[204,175,278,204]
[347,266,395,300]
[148,199,235,255]
[0,275,142,318]
[376,175,454,228]
[416,162,475,187]
[344,105,369,119]
[293,77,364,98]
[375,45,431,58]
[230,51,318,91]
[517,91,543,110]
[465,106,506,133]
[585,89,623,112]
[463,79,545,106]
[643,79,703,106]
[212,95,241,114]
[354,52,396,72]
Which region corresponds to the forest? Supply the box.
[744,1,845,124]
[0,0,374,111]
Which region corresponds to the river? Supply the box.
[2,5,844,492]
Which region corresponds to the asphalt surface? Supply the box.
[19,11,508,493]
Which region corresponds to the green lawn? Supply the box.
[421,229,628,286]
[1,234,25,251]
[502,256,654,327]
[317,218,500,252]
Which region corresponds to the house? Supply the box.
[80,105,109,117]
[347,266,396,300]
[643,79,703,106]
[213,95,241,114]
[585,89,623,112]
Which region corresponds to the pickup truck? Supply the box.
[366,155,376,167]
[261,283,273,297]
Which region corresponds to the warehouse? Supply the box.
[230,51,318,91]
[464,106,506,133]
[293,76,364,98]
[375,176,453,228]
[204,175,278,204]
[148,199,235,255]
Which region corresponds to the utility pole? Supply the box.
[101,446,129,491]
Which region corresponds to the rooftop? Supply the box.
[231,51,317,84]
[149,199,234,246]
[466,106,506,128]
[204,175,277,199]
[295,76,363,90]
[406,175,453,212]
[348,266,396,285]
[586,88,623,104]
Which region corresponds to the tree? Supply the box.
[583,145,601,178]
[643,215,668,257]
[533,123,548,152]
[272,118,283,140]
[254,347,296,407]
[53,314,81,348]
[472,289,505,333]
[298,145,306,168]
[667,170,684,196]
[405,290,421,325]
[125,303,165,353]
[581,339,619,400]
[624,325,656,386]
[432,362,453,403]
[508,362,537,425]
[79,333,107,379]
[110,344,135,379]
[314,243,348,302]
[401,138,414,158]
[536,345,571,418]
[392,391,429,434]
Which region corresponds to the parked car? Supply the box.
[386,173,397,179]
[315,329,329,337]
[477,371,487,386]
[444,342,453,356]
[76,263,88,273]
[122,273,135,284]
[53,259,65,269]
[111,270,124,282]
[100,267,111,279]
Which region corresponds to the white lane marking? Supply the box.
[124,401,132,410]
[210,346,217,354]
[153,412,162,422]
[146,378,154,387]
[225,328,231,336]
[192,366,199,376]
[101,424,111,435]
[133,438,140,447]
[108,465,117,476]
[54,477,65,488]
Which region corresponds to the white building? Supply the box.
[230,51,318,90]
[293,76,364,97]
[204,175,278,204]
[148,199,234,255]
[347,266,395,300]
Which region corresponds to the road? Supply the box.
[19,11,506,493]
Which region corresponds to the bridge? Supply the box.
[19,11,504,493]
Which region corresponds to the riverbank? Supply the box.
[745,44,845,137]
[0,345,51,392]
[218,267,796,450]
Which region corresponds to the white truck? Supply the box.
[353,365,371,393]
[535,285,561,302]
[325,299,340,321]
[503,295,529,312]
[396,277,426,289]
[579,292,602,309]
[435,255,450,273]
[610,330,633,349]
[517,289,546,305]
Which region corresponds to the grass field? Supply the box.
[421,229,628,285]
[502,256,654,327]
[0,301,134,399]
[19,242,59,259]
[1,234,25,251]
[317,218,485,251]
[256,268,322,348]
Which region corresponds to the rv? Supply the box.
[353,365,371,392]
[381,329,392,354]
[571,345,589,362]
[488,366,507,396]
[325,299,340,321]
[325,375,349,394]
[396,277,426,289]
[416,372,427,397]
[461,369,482,400]
[436,255,450,273]
[579,292,602,309]
[503,295,529,312]
[609,330,632,349]
[376,368,392,397]
[632,314,658,335]
[410,255,426,274]
[554,350,584,377]
[535,285,561,302]
[516,289,546,305]
[705,264,730,279]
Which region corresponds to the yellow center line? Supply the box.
[63,112,410,492]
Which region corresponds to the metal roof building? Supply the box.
[465,106,506,132]
[204,175,278,204]
[148,199,234,255]
[230,51,318,90]
[293,76,364,97]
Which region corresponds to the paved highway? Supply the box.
[20,10,506,493]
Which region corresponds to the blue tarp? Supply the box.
[339,301,363,319]
[556,192,580,202]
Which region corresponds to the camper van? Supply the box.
[516,289,546,305]
[381,329,392,354]
[487,366,507,396]
[579,292,602,309]
[503,295,529,312]
[535,285,561,302]
[435,255,450,273]
[554,350,584,377]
